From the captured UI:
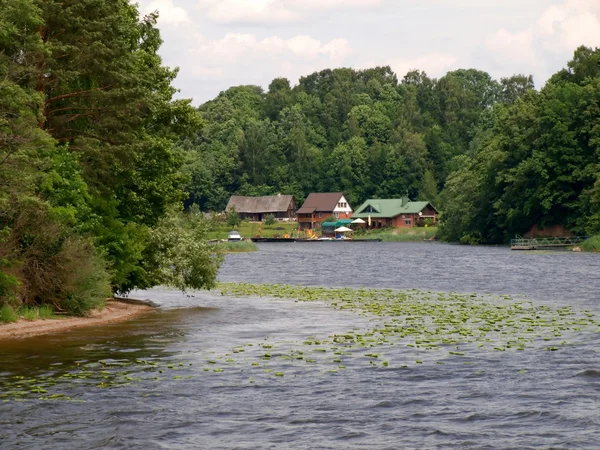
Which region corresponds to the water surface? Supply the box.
[1,243,599,449]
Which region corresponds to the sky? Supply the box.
[133,0,600,105]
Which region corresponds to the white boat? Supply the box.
[228,230,242,241]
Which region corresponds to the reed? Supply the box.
[581,235,600,252]
[213,241,258,253]
[356,227,438,242]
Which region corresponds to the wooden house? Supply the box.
[352,196,438,229]
[225,195,297,222]
[296,192,353,230]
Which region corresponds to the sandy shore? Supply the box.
[0,300,154,340]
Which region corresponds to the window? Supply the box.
[405,219,412,226]
[362,205,378,213]
[334,212,339,218]
[318,212,323,218]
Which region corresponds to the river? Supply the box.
[1,242,599,449]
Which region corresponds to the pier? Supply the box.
[510,236,587,250]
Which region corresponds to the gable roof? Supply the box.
[226,195,295,214]
[352,199,438,219]
[297,192,346,215]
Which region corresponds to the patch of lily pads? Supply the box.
[1,283,598,399]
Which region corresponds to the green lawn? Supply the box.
[355,227,438,242]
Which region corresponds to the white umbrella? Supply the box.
[351,218,366,224]
[334,226,353,232]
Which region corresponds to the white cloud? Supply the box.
[146,0,190,24]
[387,53,458,79]
[193,33,351,63]
[197,0,383,24]
[197,0,297,24]
[184,32,352,92]
[484,0,600,81]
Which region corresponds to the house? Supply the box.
[296,192,353,230]
[225,194,297,222]
[352,196,438,229]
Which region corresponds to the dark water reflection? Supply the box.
[1,243,599,449]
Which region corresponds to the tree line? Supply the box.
[182,46,600,244]
[1,0,220,315]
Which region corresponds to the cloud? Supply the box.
[386,53,458,79]
[193,33,351,63]
[484,0,600,81]
[183,32,352,94]
[145,0,191,24]
[197,0,383,24]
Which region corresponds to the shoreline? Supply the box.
[0,299,155,340]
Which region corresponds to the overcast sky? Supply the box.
[133,0,600,105]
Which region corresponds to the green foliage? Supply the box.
[143,207,223,292]
[213,241,258,253]
[357,227,438,242]
[581,235,600,252]
[0,0,220,314]
[264,214,276,226]
[227,206,241,228]
[0,304,18,323]
[439,46,600,243]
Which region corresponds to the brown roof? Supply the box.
[297,192,345,214]
[226,195,295,214]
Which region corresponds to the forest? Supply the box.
[182,46,600,245]
[1,0,599,315]
[0,0,220,315]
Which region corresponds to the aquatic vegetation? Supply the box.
[212,241,258,254]
[1,282,598,401]
[581,235,600,252]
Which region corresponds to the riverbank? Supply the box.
[0,300,154,340]
[213,240,258,253]
[355,226,438,242]
[581,235,600,252]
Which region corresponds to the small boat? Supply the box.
[228,230,242,241]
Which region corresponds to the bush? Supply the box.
[227,206,240,228]
[0,304,18,323]
[264,214,276,226]
[58,237,112,316]
[459,232,482,245]
[144,207,223,291]
[581,235,600,252]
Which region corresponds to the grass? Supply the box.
[0,304,59,323]
[581,235,600,252]
[212,241,258,253]
[355,226,438,242]
[0,304,18,323]
[207,222,299,240]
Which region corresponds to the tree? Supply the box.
[227,206,240,228]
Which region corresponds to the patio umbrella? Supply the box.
[334,226,353,232]
[351,218,366,224]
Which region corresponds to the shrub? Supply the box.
[0,304,18,323]
[58,237,112,316]
[38,304,55,319]
[227,206,240,228]
[264,214,276,226]
[21,307,38,321]
[581,235,600,252]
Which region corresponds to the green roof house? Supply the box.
[352,196,438,229]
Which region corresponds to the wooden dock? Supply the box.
[510,236,587,250]
[250,238,382,243]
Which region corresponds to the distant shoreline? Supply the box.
[0,299,154,340]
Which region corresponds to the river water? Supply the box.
[1,242,600,449]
